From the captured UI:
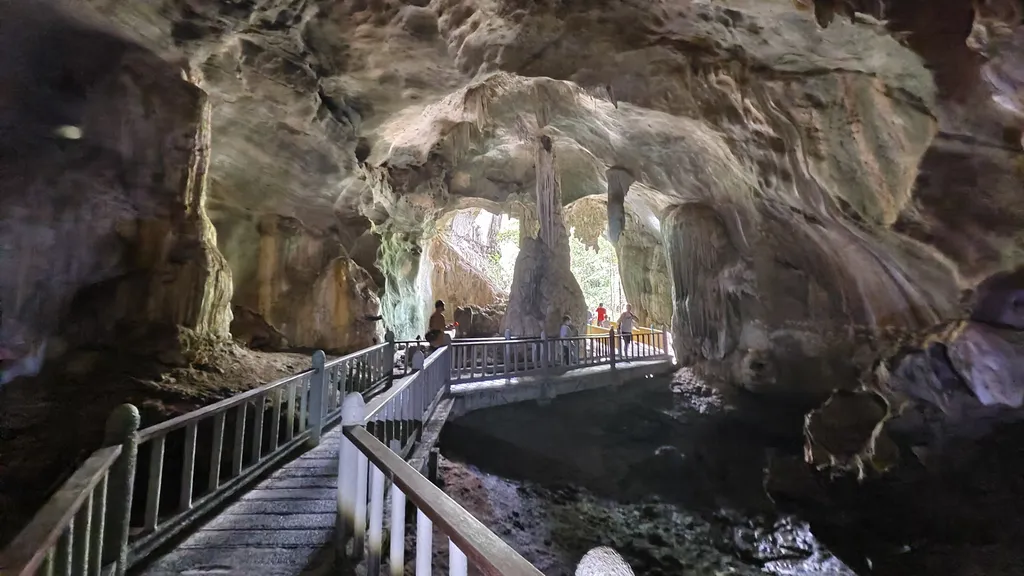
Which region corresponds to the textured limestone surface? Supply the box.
[5,0,1024,486]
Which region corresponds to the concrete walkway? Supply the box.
[449,358,675,418]
[135,359,673,575]
[139,430,341,576]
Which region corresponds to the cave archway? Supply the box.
[404,197,671,341]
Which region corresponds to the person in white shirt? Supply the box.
[617,304,638,355]
[559,314,575,365]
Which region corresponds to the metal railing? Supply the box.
[5,327,672,576]
[359,347,449,457]
[1,342,395,575]
[336,346,543,575]
[0,405,139,576]
[0,447,121,576]
[448,327,670,384]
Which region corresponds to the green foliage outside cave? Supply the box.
[482,218,624,316]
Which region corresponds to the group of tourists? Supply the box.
[401,299,641,372]
[589,303,639,344]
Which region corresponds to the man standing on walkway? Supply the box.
[595,302,607,327]
[617,304,638,356]
[559,314,576,365]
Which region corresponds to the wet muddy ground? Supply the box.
[436,372,1024,576]
[437,374,853,575]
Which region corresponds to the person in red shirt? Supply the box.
[595,303,607,326]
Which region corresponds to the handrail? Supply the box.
[0,445,122,575]
[2,340,399,576]
[124,341,395,564]
[448,329,670,384]
[341,426,543,576]
[137,369,314,442]
[362,346,448,426]
[325,342,389,368]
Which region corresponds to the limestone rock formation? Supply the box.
[219,213,381,353]
[7,0,1024,481]
[0,2,232,370]
[453,304,506,338]
[502,135,588,337]
[428,210,508,314]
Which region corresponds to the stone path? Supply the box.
[139,430,341,576]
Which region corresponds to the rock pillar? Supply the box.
[606,167,635,244]
[501,134,587,336]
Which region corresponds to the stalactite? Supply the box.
[536,135,558,247]
[485,212,502,253]
[606,167,634,244]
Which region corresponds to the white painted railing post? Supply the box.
[609,327,616,368]
[102,404,140,576]
[308,350,327,448]
[337,393,366,565]
[504,329,511,375]
[384,328,396,380]
[449,540,468,576]
[367,465,385,576]
[540,330,547,368]
[389,485,406,576]
[415,509,432,575]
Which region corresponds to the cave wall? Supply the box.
[43,0,1024,424]
[378,229,431,339]
[615,221,672,329]
[0,2,232,369]
[212,211,381,353]
[428,234,506,313]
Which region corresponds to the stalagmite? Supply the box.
[501,129,587,337]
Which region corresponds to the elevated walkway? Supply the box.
[1,327,673,576]
[140,430,340,575]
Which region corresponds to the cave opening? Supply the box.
[428,206,628,337]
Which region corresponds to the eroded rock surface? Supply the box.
[7,0,1017,390]
[6,2,1024,559]
[0,2,232,368]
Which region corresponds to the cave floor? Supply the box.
[0,344,313,547]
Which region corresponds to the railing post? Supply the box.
[337,393,366,566]
[384,328,395,380]
[102,404,140,576]
[308,350,327,448]
[540,330,547,368]
[609,327,616,368]
[504,329,511,375]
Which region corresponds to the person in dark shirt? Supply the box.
[426,300,454,349]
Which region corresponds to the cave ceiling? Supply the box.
[71,0,1024,284]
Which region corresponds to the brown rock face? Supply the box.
[219,213,381,352]
[0,2,231,368]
